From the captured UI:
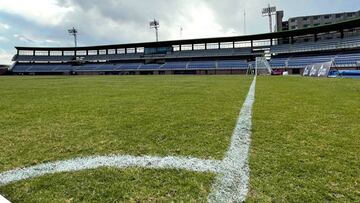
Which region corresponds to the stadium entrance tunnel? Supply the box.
[139,71,154,75]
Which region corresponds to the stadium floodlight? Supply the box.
[243,10,247,34]
[68,27,78,48]
[150,19,160,42]
[262,4,277,33]
[180,26,183,39]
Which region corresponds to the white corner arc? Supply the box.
[0,155,222,187]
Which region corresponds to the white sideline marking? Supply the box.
[0,195,11,203]
[208,76,257,203]
[0,155,222,187]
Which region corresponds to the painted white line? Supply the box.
[0,155,222,187]
[208,76,257,203]
[0,195,11,203]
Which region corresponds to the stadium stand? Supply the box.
[161,61,188,70]
[188,61,216,70]
[10,18,360,75]
[270,53,360,68]
[270,35,360,54]
[287,55,335,68]
[217,60,249,69]
[334,53,360,67]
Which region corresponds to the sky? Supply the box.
[0,0,359,64]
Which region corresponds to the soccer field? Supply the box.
[0,76,253,202]
[0,76,359,202]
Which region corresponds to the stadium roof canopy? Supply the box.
[15,18,360,51]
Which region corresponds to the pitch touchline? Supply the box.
[0,76,257,202]
[209,76,256,203]
[0,194,11,203]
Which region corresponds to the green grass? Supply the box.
[1,76,359,202]
[248,77,360,202]
[1,168,214,203]
[0,75,252,202]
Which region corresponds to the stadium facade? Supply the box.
[11,17,360,76]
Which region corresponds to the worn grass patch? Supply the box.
[248,77,360,202]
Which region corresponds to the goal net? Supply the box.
[255,57,272,75]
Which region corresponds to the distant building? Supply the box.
[276,10,360,43]
[275,11,288,32]
[277,10,360,31]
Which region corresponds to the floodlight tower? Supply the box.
[262,4,277,33]
[243,10,247,34]
[180,26,183,39]
[150,19,160,42]
[68,27,78,48]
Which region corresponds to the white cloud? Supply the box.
[168,2,239,40]
[14,34,34,43]
[0,0,73,26]
[0,49,13,65]
[13,33,61,46]
[55,0,248,44]
[0,22,10,30]
[45,39,60,44]
[0,36,8,41]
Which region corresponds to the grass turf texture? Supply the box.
[0,75,252,201]
[248,77,360,202]
[1,168,214,202]
[2,76,359,202]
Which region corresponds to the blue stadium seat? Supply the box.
[217,60,249,70]
[118,63,142,70]
[161,62,188,70]
[269,58,288,68]
[334,53,360,67]
[287,55,334,68]
[271,35,360,54]
[188,61,216,69]
[139,64,161,70]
